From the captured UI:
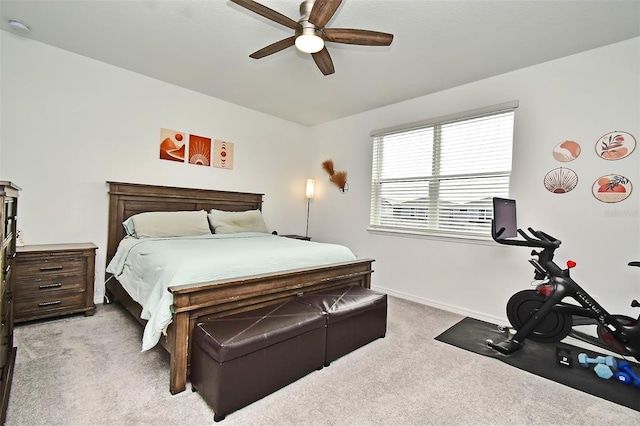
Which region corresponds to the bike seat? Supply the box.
[629,261,640,267]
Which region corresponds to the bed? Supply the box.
[104,181,374,394]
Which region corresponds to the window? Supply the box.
[369,102,517,240]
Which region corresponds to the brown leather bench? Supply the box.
[295,285,387,365]
[190,300,326,422]
[191,286,388,421]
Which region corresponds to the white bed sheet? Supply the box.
[106,232,357,351]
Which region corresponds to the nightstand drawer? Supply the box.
[14,258,85,279]
[14,273,85,297]
[14,291,86,318]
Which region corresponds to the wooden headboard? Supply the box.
[106,181,264,264]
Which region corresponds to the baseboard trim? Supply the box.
[373,285,632,358]
[372,285,506,326]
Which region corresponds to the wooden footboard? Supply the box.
[105,181,374,394]
[168,258,373,394]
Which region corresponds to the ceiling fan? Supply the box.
[230,0,394,76]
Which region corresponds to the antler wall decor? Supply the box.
[321,159,349,193]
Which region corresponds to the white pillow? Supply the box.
[123,210,212,238]
[207,209,268,234]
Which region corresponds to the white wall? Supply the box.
[0,29,4,178]
[0,32,310,302]
[308,38,640,324]
[2,30,638,325]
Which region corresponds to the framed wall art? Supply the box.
[592,174,632,203]
[213,140,234,169]
[159,128,186,163]
[188,134,212,166]
[552,140,581,162]
[544,167,578,194]
[595,131,636,160]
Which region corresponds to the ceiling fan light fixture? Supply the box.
[231,0,394,75]
[295,33,324,54]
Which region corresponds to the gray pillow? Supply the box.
[207,209,268,234]
[123,210,212,238]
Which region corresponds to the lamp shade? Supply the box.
[305,179,315,199]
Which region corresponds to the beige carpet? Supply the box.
[7,297,639,426]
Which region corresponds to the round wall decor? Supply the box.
[544,167,578,194]
[552,140,581,162]
[592,174,632,203]
[595,131,636,160]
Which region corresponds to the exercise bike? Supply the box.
[486,197,640,362]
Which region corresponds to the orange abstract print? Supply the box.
[552,140,581,162]
[213,139,234,169]
[592,175,632,203]
[188,134,211,166]
[595,131,636,160]
[159,128,186,162]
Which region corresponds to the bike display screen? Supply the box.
[492,197,517,238]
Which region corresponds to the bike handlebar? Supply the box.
[492,221,561,250]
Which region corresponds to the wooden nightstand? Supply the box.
[13,243,97,323]
[281,234,311,241]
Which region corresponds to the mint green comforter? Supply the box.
[106,232,356,351]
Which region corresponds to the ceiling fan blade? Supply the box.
[324,28,394,46]
[249,36,296,59]
[308,0,342,28]
[230,0,300,30]
[311,47,335,76]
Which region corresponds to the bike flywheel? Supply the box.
[506,290,573,343]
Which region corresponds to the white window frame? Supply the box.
[369,101,518,241]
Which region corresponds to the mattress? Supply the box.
[106,232,357,350]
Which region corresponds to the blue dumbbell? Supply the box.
[593,364,614,379]
[577,353,617,371]
[614,361,640,388]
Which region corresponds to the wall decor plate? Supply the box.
[592,174,632,203]
[544,167,578,194]
[552,140,581,162]
[595,131,636,160]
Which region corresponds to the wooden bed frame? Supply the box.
[105,181,374,394]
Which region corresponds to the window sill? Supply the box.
[366,227,497,246]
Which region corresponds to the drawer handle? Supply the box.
[39,282,62,289]
[38,300,61,307]
[39,266,63,271]
[3,265,9,275]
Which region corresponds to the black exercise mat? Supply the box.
[435,317,640,411]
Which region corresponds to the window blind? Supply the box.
[370,107,516,239]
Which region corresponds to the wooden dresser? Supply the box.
[14,243,97,323]
[0,182,19,424]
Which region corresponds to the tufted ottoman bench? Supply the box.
[295,285,387,365]
[190,299,326,422]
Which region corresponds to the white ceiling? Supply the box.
[2,0,639,126]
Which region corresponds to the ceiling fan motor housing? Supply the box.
[296,1,324,38]
[299,0,315,22]
[296,0,324,52]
